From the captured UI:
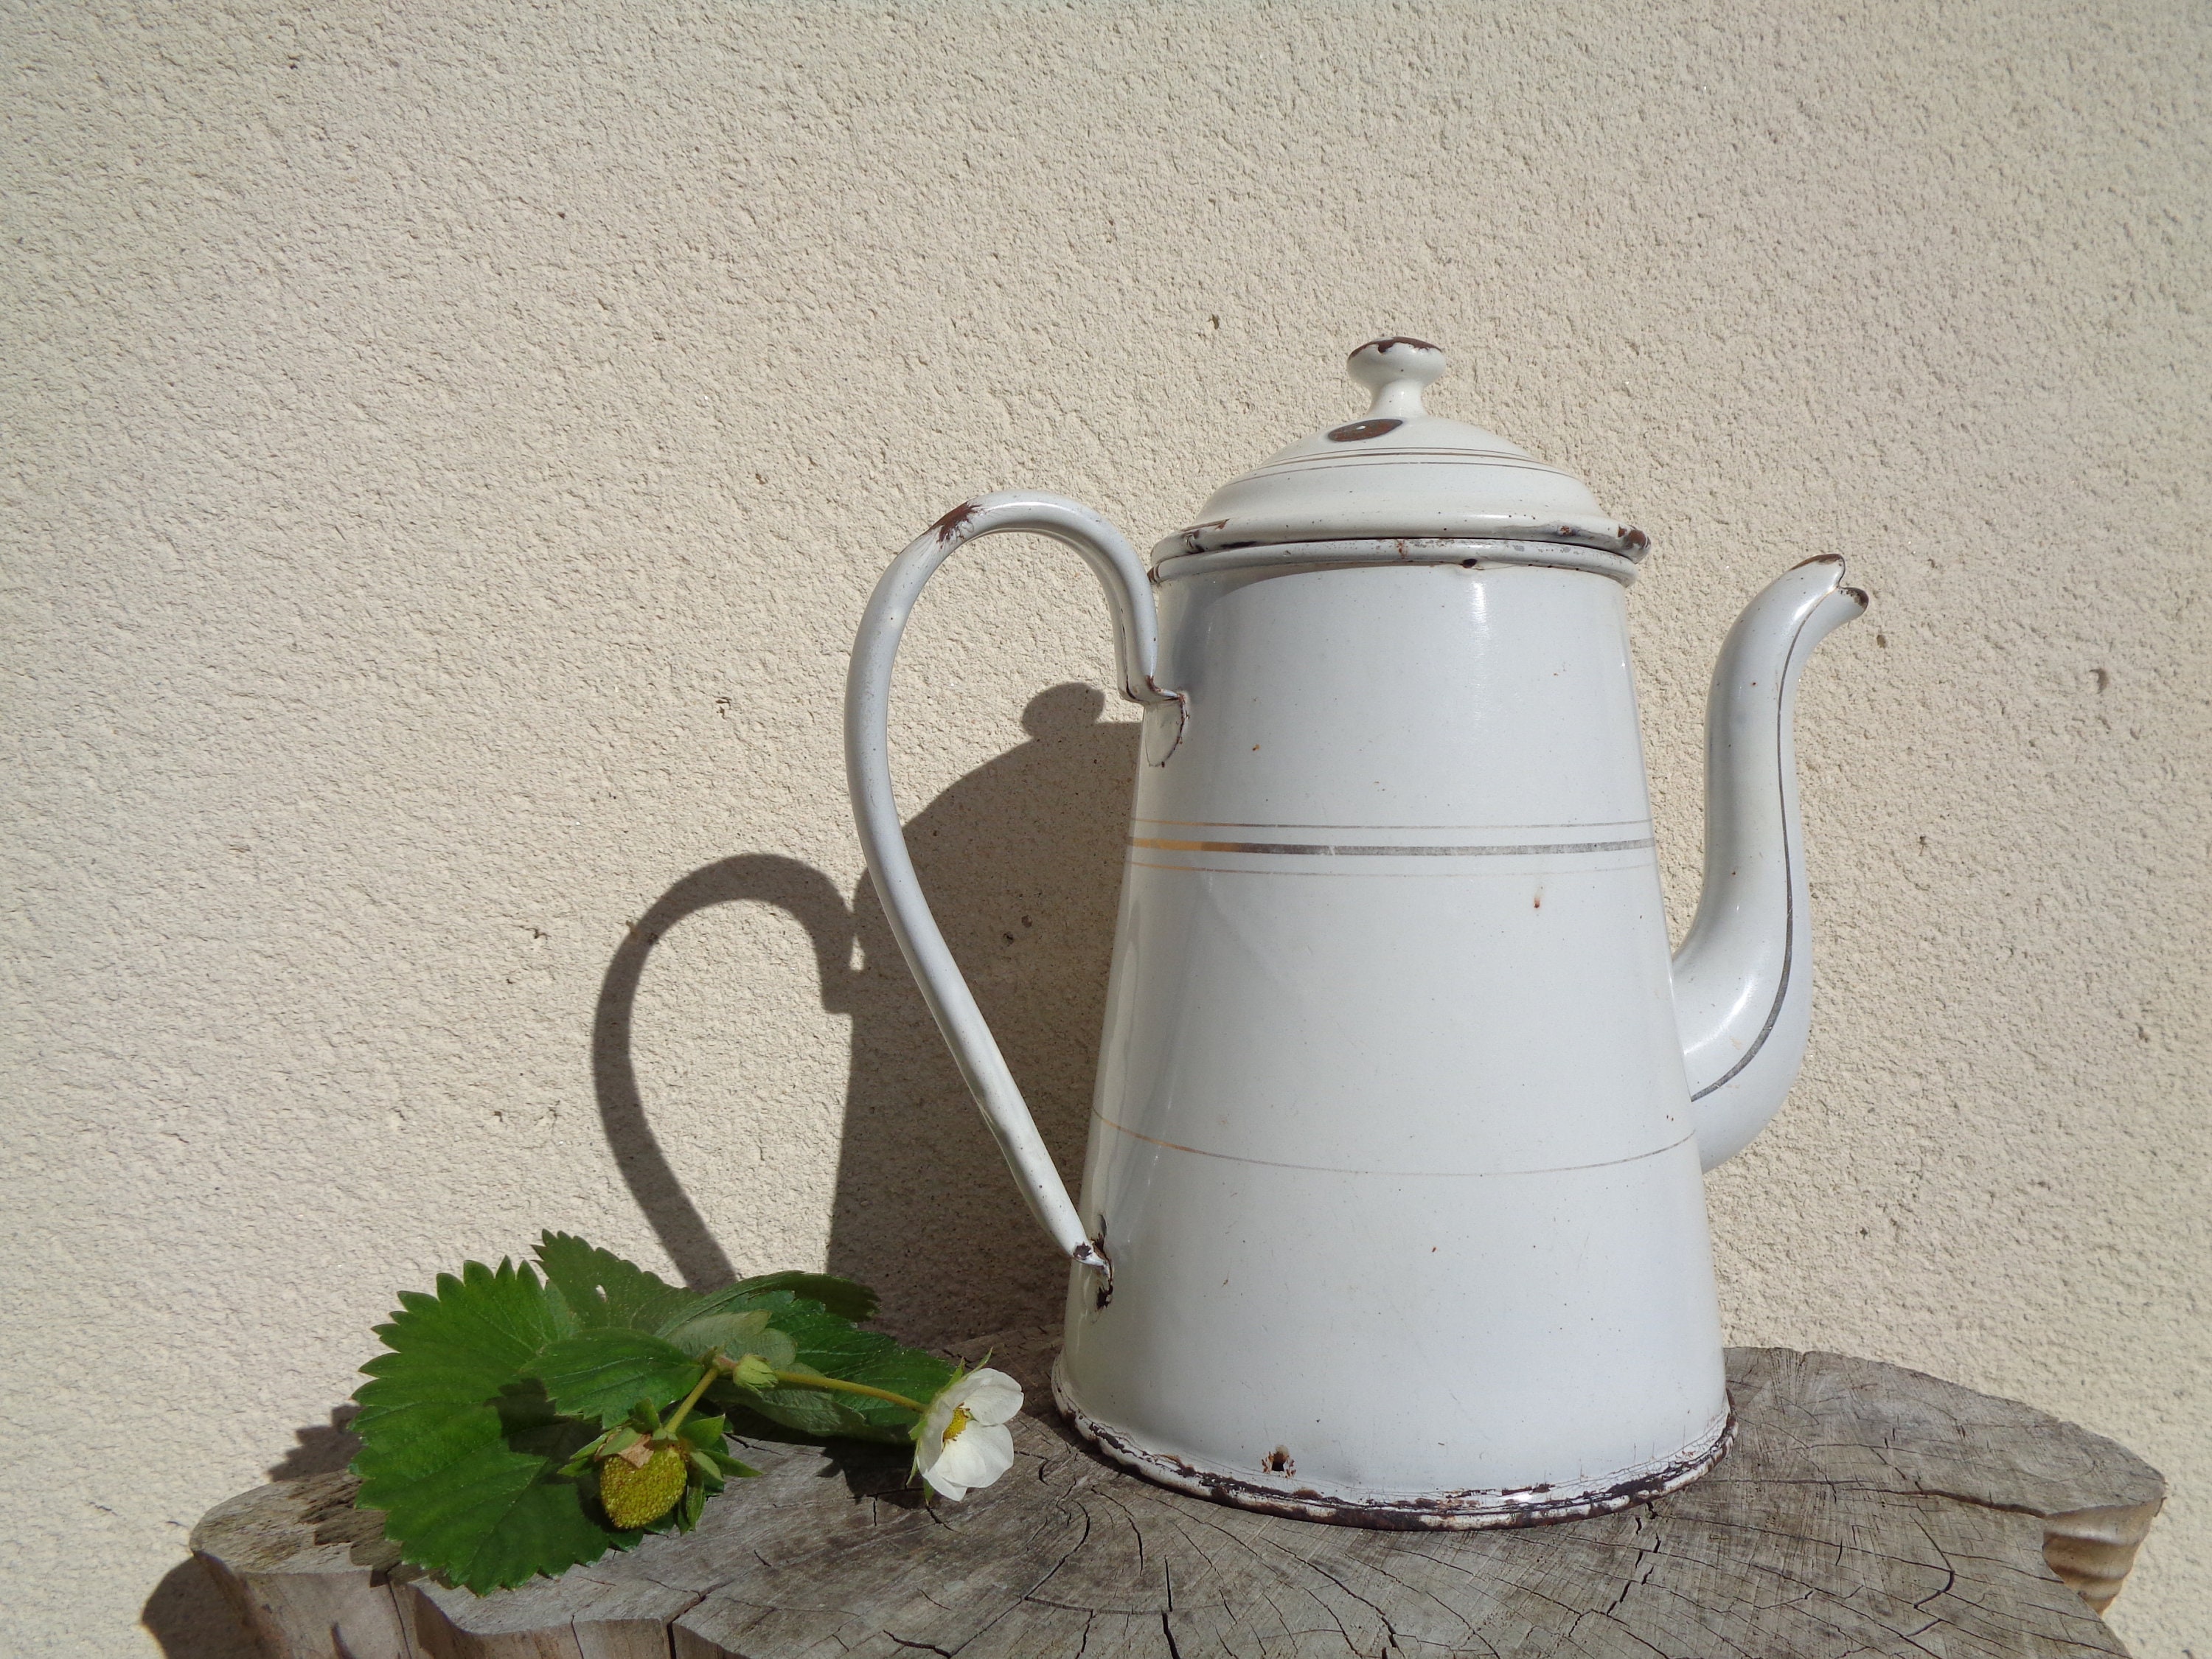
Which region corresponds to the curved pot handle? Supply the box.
[844,493,1183,1281]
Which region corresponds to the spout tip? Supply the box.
[1788,552,1869,613]
[1072,1238,1114,1306]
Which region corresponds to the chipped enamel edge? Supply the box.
[1150,537,1645,586]
[1053,1360,1734,1530]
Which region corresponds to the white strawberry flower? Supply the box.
[913,1367,1023,1500]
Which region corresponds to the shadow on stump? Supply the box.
[142,1559,251,1659]
[595,683,1139,1344]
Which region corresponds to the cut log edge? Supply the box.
[189,1344,2167,1658]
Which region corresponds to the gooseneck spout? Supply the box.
[1673,555,1867,1170]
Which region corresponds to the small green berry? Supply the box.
[597,1443,688,1528]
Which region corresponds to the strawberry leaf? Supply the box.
[525,1330,703,1427]
[723,1372,884,1440]
[350,1262,641,1591]
[353,1259,580,1426]
[348,1237,898,1589]
[701,1290,954,1441]
[534,1232,701,1335]
[714,1270,878,1324]
[661,1308,799,1368]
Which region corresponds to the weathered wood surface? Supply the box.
[192,1340,2164,1659]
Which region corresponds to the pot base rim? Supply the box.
[1051,1360,1734,1530]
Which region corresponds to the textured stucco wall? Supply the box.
[5,3,2208,1653]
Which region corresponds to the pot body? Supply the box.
[1054,557,1731,1524]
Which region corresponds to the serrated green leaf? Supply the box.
[375,1385,625,1592]
[662,1308,798,1368]
[353,1401,508,1489]
[712,1270,879,1324]
[369,1433,615,1593]
[535,1232,703,1334]
[525,1330,703,1428]
[821,1340,956,1424]
[700,1290,955,1438]
[756,1293,928,1381]
[724,1378,882,1440]
[761,1301,951,1433]
[686,1307,773,1343]
[353,1259,578,1429]
[350,1264,637,1592]
[349,1239,842,1590]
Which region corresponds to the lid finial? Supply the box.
[1348,337,1446,420]
[1150,336,1641,566]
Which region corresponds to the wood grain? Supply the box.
[191,1343,2163,1658]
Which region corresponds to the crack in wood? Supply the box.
[193,1346,2163,1658]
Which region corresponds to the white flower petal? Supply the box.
[955,1368,1023,1427]
[914,1368,1025,1500]
[915,1397,961,1471]
[928,1422,1015,1498]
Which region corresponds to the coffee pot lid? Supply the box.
[1155,338,1647,562]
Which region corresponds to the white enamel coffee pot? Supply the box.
[847,338,1865,1526]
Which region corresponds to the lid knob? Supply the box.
[1347,337,1446,420]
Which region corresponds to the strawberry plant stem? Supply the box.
[769,1370,925,1414]
[660,1365,722,1437]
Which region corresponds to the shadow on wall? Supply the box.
[142,1409,372,1654]
[597,683,1139,1345]
[141,684,1133,1654]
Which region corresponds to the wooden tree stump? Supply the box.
[192,1342,2164,1658]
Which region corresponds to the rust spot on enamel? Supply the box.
[933,501,983,542]
[1175,518,1230,554]
[1326,418,1402,442]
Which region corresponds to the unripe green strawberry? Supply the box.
[597,1443,688,1528]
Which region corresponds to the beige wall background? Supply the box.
[5,2,2207,1653]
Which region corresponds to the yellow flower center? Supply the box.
[942,1405,973,1444]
